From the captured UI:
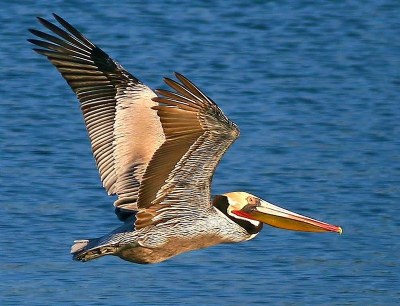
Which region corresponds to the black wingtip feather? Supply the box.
[26,38,38,44]
[52,13,96,48]
[52,13,67,25]
[36,16,49,25]
[31,48,49,55]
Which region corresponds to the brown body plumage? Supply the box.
[29,14,342,264]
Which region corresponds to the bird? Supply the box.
[28,14,342,264]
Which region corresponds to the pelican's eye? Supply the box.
[246,196,261,206]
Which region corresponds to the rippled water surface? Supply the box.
[1,1,399,305]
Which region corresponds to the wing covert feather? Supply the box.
[135,73,239,229]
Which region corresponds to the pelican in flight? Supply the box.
[29,14,342,264]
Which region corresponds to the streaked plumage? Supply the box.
[29,14,342,264]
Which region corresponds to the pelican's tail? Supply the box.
[71,238,119,262]
[71,221,136,262]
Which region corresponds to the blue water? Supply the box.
[1,1,399,305]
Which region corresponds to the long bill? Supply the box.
[233,201,342,234]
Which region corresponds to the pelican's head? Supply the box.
[213,192,342,240]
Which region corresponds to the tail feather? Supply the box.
[71,239,89,254]
[71,238,119,262]
[71,223,135,262]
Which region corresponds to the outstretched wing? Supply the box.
[28,14,165,217]
[135,73,240,229]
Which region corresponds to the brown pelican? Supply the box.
[29,14,342,264]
